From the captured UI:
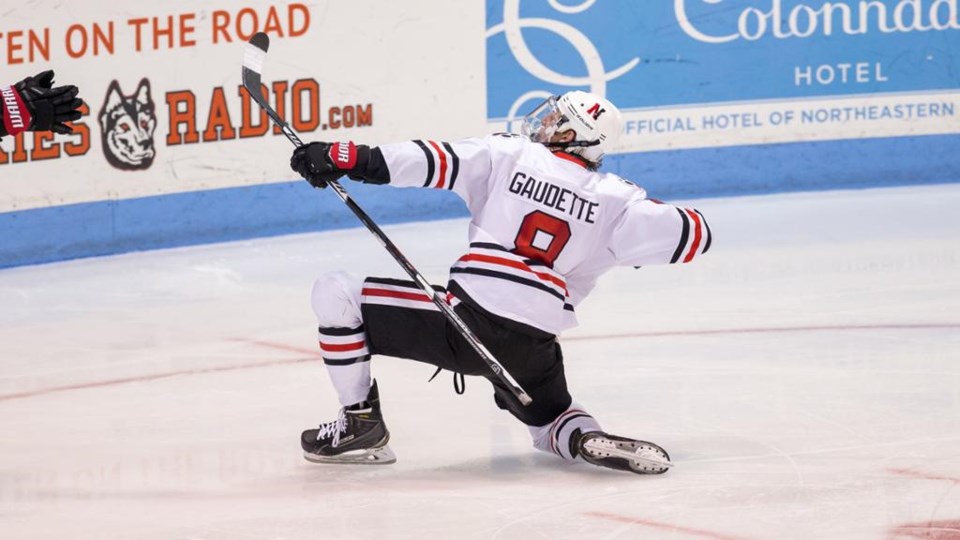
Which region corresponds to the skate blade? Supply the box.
[582,438,672,474]
[303,444,397,465]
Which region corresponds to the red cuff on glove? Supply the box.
[328,141,358,170]
[1,85,32,136]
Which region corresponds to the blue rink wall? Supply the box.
[2,133,958,269]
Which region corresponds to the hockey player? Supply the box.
[289,91,712,475]
[1,70,82,140]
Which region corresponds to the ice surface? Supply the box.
[1,184,959,540]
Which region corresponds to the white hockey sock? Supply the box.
[528,403,602,461]
[312,272,373,407]
[325,358,372,407]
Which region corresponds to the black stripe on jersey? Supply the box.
[470,242,508,252]
[468,242,549,268]
[365,276,420,288]
[670,208,691,264]
[413,140,436,187]
[695,209,712,254]
[364,276,446,293]
[442,142,460,191]
[563,303,575,312]
[323,356,371,366]
[318,325,365,337]
[450,267,566,302]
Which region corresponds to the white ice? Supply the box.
[1,184,959,540]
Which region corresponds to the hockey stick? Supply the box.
[242,33,533,406]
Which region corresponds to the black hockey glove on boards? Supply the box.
[291,141,369,189]
[0,70,82,138]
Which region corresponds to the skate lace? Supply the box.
[316,408,348,447]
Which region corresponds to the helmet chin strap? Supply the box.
[542,139,601,149]
[541,140,602,171]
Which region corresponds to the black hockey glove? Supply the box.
[0,70,82,138]
[291,141,362,189]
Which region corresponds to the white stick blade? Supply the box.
[242,32,270,94]
[243,33,269,75]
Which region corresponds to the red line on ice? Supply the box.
[888,519,960,539]
[584,511,746,540]
[230,338,317,355]
[3,323,957,403]
[0,356,316,402]
[888,467,960,484]
[562,323,960,342]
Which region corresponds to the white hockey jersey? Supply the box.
[378,134,712,335]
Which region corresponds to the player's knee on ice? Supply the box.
[311,271,364,328]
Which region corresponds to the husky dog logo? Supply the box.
[98,79,157,171]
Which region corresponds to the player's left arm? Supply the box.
[608,196,713,267]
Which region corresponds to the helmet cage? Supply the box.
[520,96,568,144]
[519,95,603,167]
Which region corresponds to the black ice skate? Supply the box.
[575,430,672,475]
[301,380,396,465]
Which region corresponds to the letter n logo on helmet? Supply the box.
[586,103,606,120]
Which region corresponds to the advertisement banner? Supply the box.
[486,0,960,151]
[0,1,485,213]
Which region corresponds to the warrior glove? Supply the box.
[291,141,370,189]
[1,70,82,138]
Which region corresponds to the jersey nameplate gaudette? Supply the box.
[506,169,600,225]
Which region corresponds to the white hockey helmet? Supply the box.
[520,90,623,168]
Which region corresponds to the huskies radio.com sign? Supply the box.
[0,1,487,269]
[0,1,381,218]
[0,73,374,168]
[1,77,373,171]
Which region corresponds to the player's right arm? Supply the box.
[608,193,713,267]
[289,137,507,209]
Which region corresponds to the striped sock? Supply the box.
[318,325,371,406]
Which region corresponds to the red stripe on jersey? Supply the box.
[362,287,433,302]
[319,340,365,352]
[458,253,567,293]
[682,209,703,263]
[551,151,588,169]
[428,140,448,189]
